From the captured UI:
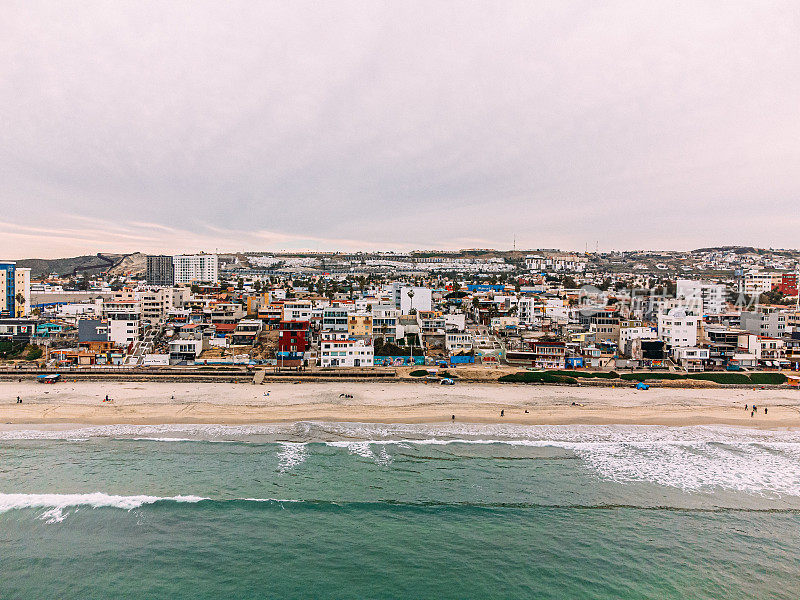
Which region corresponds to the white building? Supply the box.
[743,271,781,295]
[445,332,474,354]
[101,300,141,346]
[283,300,313,322]
[319,332,374,367]
[676,279,726,315]
[173,254,219,285]
[657,308,699,348]
[395,285,433,314]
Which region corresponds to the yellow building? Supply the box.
[348,313,373,337]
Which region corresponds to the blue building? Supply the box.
[0,261,15,318]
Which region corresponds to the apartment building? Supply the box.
[282,300,313,322]
[319,331,374,367]
[322,305,353,332]
[657,308,699,348]
[740,308,787,338]
[676,279,726,315]
[146,255,175,286]
[101,300,141,346]
[0,262,31,317]
[173,254,219,285]
[348,313,373,337]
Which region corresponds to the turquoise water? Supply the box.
[2,423,800,598]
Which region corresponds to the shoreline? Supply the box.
[1,381,799,428]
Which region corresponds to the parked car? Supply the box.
[440,378,455,386]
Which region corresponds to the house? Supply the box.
[445,332,474,354]
[278,321,310,355]
[657,308,699,348]
[319,331,374,367]
[672,347,710,372]
[231,319,263,346]
[169,336,206,364]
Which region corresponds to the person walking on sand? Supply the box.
[751,410,754,417]
[16,396,21,404]
[500,409,504,417]
[764,407,768,415]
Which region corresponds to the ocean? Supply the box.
[1,422,799,599]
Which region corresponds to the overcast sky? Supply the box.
[2,1,799,258]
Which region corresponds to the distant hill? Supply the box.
[16,252,146,278]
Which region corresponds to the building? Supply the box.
[676,279,726,315]
[371,304,398,343]
[777,273,798,297]
[445,332,474,354]
[0,261,15,317]
[278,321,310,355]
[744,271,782,295]
[319,331,374,367]
[394,285,433,314]
[146,255,175,286]
[173,254,219,285]
[348,313,373,337]
[740,308,787,339]
[322,305,352,332]
[282,300,313,322]
[0,262,28,317]
[101,300,141,346]
[657,308,699,348]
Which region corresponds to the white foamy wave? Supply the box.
[277,442,307,472]
[0,492,206,523]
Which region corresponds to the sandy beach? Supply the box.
[1,381,799,428]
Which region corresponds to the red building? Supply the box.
[278,320,310,354]
[778,273,798,297]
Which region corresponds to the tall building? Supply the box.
[676,279,726,315]
[173,254,219,285]
[146,255,174,286]
[14,268,31,317]
[0,261,15,317]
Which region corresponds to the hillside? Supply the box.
[16,253,146,278]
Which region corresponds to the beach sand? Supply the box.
[1,381,799,428]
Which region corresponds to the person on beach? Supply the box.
[500,409,504,417]
[764,407,768,415]
[16,396,21,404]
[451,415,455,420]
[751,410,754,417]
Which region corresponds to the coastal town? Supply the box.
[2,246,799,384]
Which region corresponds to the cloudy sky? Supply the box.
[2,1,798,258]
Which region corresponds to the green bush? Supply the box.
[549,370,620,379]
[749,373,787,385]
[409,369,429,377]
[620,372,685,381]
[24,346,43,361]
[688,372,751,384]
[498,372,577,385]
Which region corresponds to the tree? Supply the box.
[253,280,262,293]
[237,278,244,290]
[562,276,577,289]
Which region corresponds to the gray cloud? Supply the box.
[2,0,799,258]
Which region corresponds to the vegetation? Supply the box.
[498,372,578,385]
[409,370,429,377]
[749,372,788,385]
[550,370,619,379]
[621,372,784,385]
